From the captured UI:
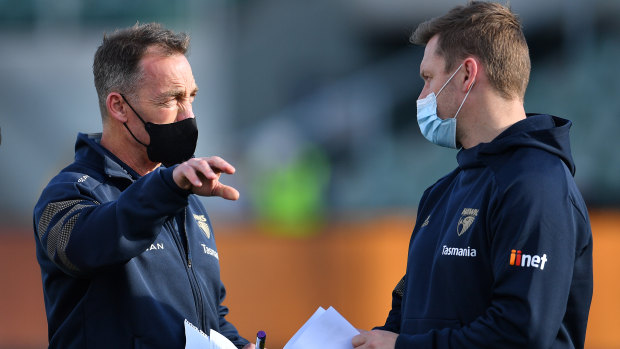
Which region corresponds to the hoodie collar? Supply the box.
[74,133,139,181]
[457,114,576,175]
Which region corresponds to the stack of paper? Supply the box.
[185,306,359,349]
[283,306,360,349]
[184,319,238,349]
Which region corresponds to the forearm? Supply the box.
[35,167,189,275]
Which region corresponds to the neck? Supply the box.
[458,92,526,149]
[100,123,160,176]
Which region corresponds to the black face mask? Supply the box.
[121,94,198,167]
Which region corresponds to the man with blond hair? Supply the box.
[353,2,592,348]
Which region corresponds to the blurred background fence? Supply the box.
[1,0,619,348]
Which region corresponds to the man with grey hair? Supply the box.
[34,23,254,348]
[353,2,592,348]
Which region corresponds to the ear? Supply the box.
[461,57,478,92]
[106,92,128,123]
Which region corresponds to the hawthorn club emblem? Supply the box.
[457,208,478,236]
[193,214,211,239]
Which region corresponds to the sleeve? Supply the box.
[394,169,591,349]
[216,281,250,348]
[375,187,431,334]
[34,167,189,277]
[374,275,406,333]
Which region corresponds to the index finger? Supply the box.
[205,156,236,175]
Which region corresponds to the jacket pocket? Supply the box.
[401,317,461,334]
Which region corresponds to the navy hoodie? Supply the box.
[33,133,249,348]
[377,114,593,348]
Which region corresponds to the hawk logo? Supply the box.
[457,208,478,236]
[193,214,211,239]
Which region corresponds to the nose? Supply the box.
[176,100,195,121]
[417,88,428,101]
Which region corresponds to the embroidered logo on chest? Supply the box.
[193,214,211,239]
[457,208,478,236]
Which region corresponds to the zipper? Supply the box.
[183,208,207,331]
[166,209,206,330]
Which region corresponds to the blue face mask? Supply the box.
[416,63,474,149]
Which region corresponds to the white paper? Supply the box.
[283,306,360,349]
[210,328,239,349]
[184,319,211,349]
[184,319,237,349]
[283,307,326,349]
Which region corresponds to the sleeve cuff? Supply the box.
[160,165,192,197]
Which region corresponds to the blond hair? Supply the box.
[411,1,530,100]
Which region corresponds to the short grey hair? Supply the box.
[93,22,190,119]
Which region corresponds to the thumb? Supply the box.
[351,332,368,347]
[211,183,240,201]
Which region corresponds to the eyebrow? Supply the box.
[157,87,199,101]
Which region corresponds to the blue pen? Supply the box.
[256,330,266,349]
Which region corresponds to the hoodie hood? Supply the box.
[74,132,139,181]
[457,114,576,175]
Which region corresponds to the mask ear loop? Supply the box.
[436,63,464,97]
[453,78,476,120]
[120,94,148,124]
[119,94,149,147]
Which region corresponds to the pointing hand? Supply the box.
[173,156,240,200]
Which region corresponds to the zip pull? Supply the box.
[187,257,192,268]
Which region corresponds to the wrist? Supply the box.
[163,166,192,195]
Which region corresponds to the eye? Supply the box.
[160,99,176,107]
[169,95,185,107]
